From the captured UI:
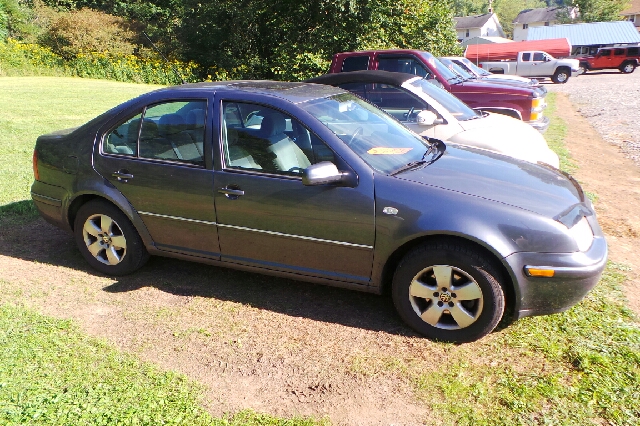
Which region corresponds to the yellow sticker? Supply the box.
[367,147,413,155]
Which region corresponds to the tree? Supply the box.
[181,0,461,81]
[563,0,630,22]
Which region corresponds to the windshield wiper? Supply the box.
[390,139,446,176]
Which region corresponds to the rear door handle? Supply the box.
[218,187,245,198]
[112,170,134,182]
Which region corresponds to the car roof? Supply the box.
[306,70,421,86]
[146,80,345,104]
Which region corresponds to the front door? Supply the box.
[93,99,221,259]
[213,101,375,283]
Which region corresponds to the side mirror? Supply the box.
[302,162,344,186]
[416,110,443,126]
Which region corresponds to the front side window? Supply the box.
[522,53,531,61]
[532,52,545,62]
[339,82,429,123]
[600,50,611,57]
[378,56,431,79]
[102,100,206,166]
[300,93,433,174]
[221,102,335,176]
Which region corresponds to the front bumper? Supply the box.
[504,236,608,319]
[527,115,550,133]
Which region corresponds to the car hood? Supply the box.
[448,80,533,96]
[452,113,559,167]
[395,144,582,218]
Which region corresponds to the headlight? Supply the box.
[567,216,594,252]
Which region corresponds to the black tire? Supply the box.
[620,62,636,74]
[74,200,149,276]
[551,68,570,84]
[391,241,505,343]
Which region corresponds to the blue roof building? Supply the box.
[528,21,640,55]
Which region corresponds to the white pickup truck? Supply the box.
[478,51,580,84]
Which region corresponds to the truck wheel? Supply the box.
[578,62,589,74]
[552,68,570,84]
[620,62,636,74]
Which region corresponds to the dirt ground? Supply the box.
[0,91,638,425]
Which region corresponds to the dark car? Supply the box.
[31,81,607,343]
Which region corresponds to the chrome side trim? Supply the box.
[138,211,374,249]
[31,192,62,206]
[217,223,373,249]
[138,211,217,226]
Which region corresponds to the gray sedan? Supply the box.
[31,81,607,342]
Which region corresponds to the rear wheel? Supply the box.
[74,200,149,275]
[620,62,636,74]
[391,241,505,343]
[551,68,570,84]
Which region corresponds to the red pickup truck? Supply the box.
[329,50,549,132]
[576,46,640,74]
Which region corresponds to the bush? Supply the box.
[0,38,202,84]
[40,7,137,59]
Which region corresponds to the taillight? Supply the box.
[33,149,40,181]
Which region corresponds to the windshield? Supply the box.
[457,58,491,76]
[419,52,461,83]
[404,78,480,121]
[439,58,475,80]
[300,93,438,174]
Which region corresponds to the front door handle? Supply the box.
[112,170,134,182]
[218,186,245,199]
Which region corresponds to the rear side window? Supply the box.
[341,56,369,72]
[614,49,625,56]
[378,56,430,78]
[102,100,207,166]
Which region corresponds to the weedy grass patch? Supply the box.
[0,302,328,426]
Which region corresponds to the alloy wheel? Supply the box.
[82,214,127,265]
[408,264,483,330]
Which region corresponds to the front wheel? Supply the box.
[551,68,570,84]
[392,241,505,343]
[74,200,149,275]
[620,62,636,74]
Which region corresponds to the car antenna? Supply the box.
[142,31,186,85]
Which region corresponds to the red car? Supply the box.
[577,46,640,74]
[329,49,549,132]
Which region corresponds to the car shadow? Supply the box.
[0,216,415,337]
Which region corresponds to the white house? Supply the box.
[512,6,577,41]
[621,0,640,33]
[454,13,505,44]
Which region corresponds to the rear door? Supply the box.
[93,97,221,259]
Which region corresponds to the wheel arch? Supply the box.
[378,234,517,321]
[66,191,154,248]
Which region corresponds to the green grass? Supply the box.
[543,92,576,173]
[0,77,160,221]
[0,302,327,425]
[413,262,640,425]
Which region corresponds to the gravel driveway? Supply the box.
[546,69,640,166]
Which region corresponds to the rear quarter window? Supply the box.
[341,56,370,72]
[627,47,639,56]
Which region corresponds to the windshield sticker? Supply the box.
[367,148,413,155]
